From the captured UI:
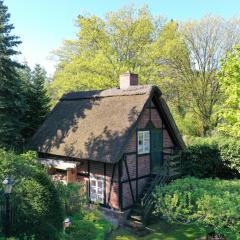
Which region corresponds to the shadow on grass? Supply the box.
[108,218,205,240]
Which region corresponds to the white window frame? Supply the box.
[90,175,104,204]
[138,130,150,154]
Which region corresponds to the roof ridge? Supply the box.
[61,85,154,100]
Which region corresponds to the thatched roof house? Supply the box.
[31,72,185,216]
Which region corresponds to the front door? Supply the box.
[151,129,163,173]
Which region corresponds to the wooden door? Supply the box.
[151,129,163,173]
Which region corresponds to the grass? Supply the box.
[108,219,205,240]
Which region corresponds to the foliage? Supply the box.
[0,1,51,150]
[51,7,240,136]
[108,220,205,240]
[0,149,64,240]
[176,16,240,136]
[154,177,240,239]
[56,183,111,240]
[50,6,187,104]
[0,0,26,150]
[181,143,223,178]
[19,63,50,143]
[60,213,112,240]
[182,136,240,177]
[83,204,103,222]
[55,182,87,216]
[64,219,97,240]
[217,44,240,138]
[0,236,35,240]
[173,111,203,139]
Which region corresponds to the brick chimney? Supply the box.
[119,72,138,90]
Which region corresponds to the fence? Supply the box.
[0,195,16,236]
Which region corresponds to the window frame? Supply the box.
[90,175,104,204]
[137,130,150,155]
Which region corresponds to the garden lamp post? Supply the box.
[2,176,14,238]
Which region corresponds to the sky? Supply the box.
[5,0,240,76]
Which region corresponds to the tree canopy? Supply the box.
[0,0,25,149]
[50,6,186,102]
[51,6,240,137]
[20,63,50,143]
[217,45,240,138]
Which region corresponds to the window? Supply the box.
[138,130,150,154]
[90,176,104,204]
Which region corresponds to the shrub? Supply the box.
[55,182,87,216]
[181,143,222,178]
[154,177,240,239]
[0,149,64,239]
[64,219,97,240]
[180,136,240,178]
[61,213,112,240]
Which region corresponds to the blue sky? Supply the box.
[5,0,240,76]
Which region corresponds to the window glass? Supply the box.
[138,130,150,154]
[90,176,104,204]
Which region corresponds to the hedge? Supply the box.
[0,150,64,240]
[180,136,240,178]
[154,177,240,239]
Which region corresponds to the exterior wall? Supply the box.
[76,160,120,210]
[48,168,67,183]
[121,103,151,209]
[105,163,119,209]
[67,168,77,182]
[120,98,177,210]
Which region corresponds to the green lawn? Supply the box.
[108,220,205,240]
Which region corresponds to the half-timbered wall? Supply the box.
[77,160,120,210]
[120,98,177,210]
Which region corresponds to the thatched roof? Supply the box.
[31,85,185,163]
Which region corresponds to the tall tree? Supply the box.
[176,16,240,136]
[50,6,171,101]
[217,45,240,138]
[0,0,25,149]
[51,7,240,136]
[20,64,50,142]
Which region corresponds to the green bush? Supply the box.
[154,177,240,239]
[180,136,240,178]
[181,143,222,178]
[0,149,64,240]
[55,182,87,216]
[61,213,112,240]
[64,219,97,240]
[94,219,112,240]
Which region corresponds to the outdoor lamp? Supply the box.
[2,176,14,238]
[63,217,72,231]
[2,176,14,194]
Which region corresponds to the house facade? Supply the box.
[31,73,185,212]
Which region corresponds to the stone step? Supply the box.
[129,214,142,222]
[125,219,144,229]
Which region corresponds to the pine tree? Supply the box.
[21,64,50,142]
[0,0,25,149]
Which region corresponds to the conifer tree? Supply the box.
[0,0,25,149]
[20,64,50,142]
